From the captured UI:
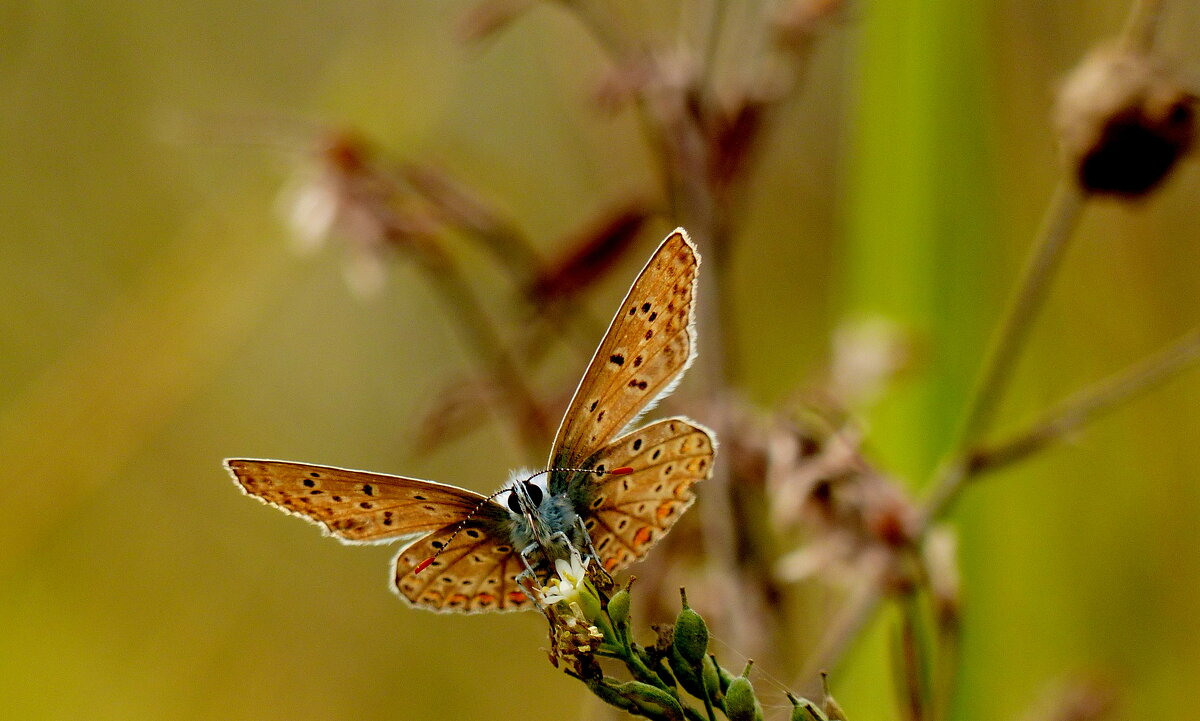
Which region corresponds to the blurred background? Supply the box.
[3,1,1199,720]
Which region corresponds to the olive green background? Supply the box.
[3,2,1199,720]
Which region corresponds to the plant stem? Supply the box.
[896,592,930,721]
[927,324,1200,520]
[797,553,889,692]
[956,181,1086,447]
[411,242,552,457]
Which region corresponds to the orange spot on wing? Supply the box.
[657,501,675,520]
[507,591,529,605]
[476,593,496,605]
[604,557,620,572]
[633,526,653,547]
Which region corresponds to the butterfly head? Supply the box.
[502,469,548,518]
[413,465,634,577]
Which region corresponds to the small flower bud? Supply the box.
[607,588,631,626]
[576,580,605,624]
[725,662,764,721]
[1055,43,1195,197]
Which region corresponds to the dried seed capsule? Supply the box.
[1055,43,1195,197]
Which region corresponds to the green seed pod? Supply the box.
[786,691,829,721]
[668,644,705,699]
[711,653,734,695]
[588,678,639,714]
[576,580,604,623]
[725,662,764,721]
[616,680,685,721]
[702,655,722,703]
[608,588,631,626]
[673,588,709,663]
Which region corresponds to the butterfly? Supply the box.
[226,228,715,613]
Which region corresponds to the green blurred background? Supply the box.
[3,1,1199,720]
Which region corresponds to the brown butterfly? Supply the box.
[226,228,715,613]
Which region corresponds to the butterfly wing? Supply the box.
[548,229,701,476]
[226,459,492,544]
[568,417,715,572]
[392,521,533,613]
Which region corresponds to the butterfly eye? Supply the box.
[507,490,522,514]
[524,482,543,507]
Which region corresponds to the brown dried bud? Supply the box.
[1055,44,1195,197]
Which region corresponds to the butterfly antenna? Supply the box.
[413,465,635,574]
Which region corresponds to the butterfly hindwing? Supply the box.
[548,229,700,473]
[569,417,715,572]
[392,518,532,614]
[226,459,490,544]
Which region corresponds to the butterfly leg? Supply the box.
[572,516,614,583]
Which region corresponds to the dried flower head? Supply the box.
[1055,43,1195,197]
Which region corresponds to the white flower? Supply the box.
[537,553,590,606]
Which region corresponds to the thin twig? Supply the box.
[797,552,889,693]
[957,181,1087,446]
[930,324,1200,518]
[410,240,552,457]
[897,592,930,721]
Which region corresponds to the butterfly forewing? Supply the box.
[392,520,531,613]
[548,229,700,474]
[226,459,488,543]
[570,417,715,573]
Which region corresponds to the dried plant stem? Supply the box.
[930,613,960,721]
[927,323,1200,521]
[957,181,1086,446]
[897,591,930,721]
[698,0,726,89]
[797,553,888,692]
[410,242,552,456]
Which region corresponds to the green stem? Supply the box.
[926,324,1200,522]
[956,181,1086,447]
